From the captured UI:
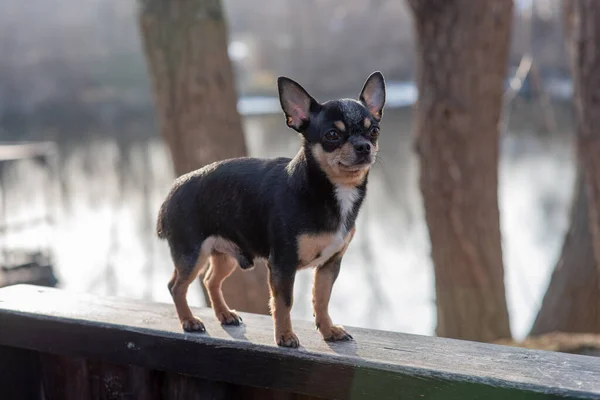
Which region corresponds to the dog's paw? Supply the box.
[277,331,300,348]
[217,309,243,326]
[181,316,206,333]
[321,325,353,342]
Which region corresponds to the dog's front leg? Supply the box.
[313,227,355,342]
[268,267,299,348]
[313,255,353,341]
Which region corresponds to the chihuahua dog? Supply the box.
[156,72,385,348]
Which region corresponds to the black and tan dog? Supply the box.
[156,72,385,348]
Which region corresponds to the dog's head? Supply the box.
[277,72,385,187]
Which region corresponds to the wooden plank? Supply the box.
[0,345,42,400]
[39,353,235,400]
[0,285,598,400]
[233,386,325,400]
[161,373,235,400]
[41,355,91,400]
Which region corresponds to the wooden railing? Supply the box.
[0,284,599,400]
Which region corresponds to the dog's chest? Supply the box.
[334,185,359,232]
[295,185,359,269]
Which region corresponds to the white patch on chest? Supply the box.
[335,185,359,233]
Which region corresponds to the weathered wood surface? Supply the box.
[0,345,42,399]
[0,285,599,400]
[35,353,317,400]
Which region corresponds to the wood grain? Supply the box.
[0,345,42,399]
[0,285,599,399]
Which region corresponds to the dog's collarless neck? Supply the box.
[291,146,334,192]
[288,147,366,231]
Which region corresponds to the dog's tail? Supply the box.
[156,203,168,240]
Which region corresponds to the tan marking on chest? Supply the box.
[296,229,354,269]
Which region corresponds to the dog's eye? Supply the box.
[324,130,340,141]
[369,126,380,139]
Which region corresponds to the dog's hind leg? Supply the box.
[203,252,243,325]
[169,244,211,333]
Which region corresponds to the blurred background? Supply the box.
[0,0,579,341]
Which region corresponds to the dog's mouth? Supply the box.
[339,158,372,172]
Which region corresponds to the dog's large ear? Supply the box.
[277,77,319,132]
[359,71,386,121]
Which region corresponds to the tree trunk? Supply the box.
[138,0,270,315]
[408,0,513,342]
[571,0,600,281]
[530,0,600,336]
[531,173,600,335]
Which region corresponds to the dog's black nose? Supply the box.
[354,143,371,155]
